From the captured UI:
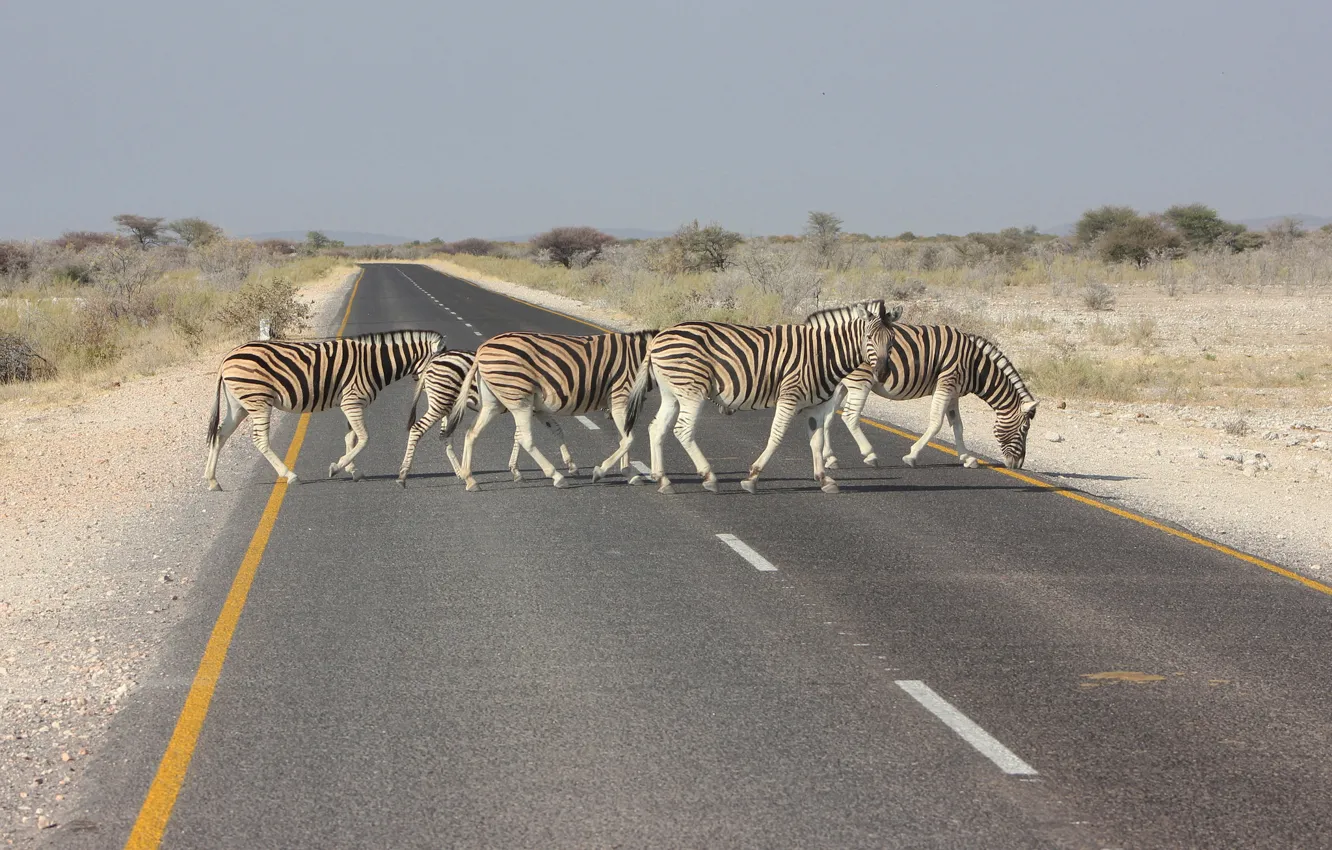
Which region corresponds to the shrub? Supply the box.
[215,275,312,339]
[0,333,56,383]
[0,242,34,279]
[531,227,616,268]
[968,226,1043,258]
[1081,281,1116,311]
[1075,205,1139,246]
[448,237,498,256]
[257,238,299,256]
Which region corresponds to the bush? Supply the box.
[448,238,498,256]
[0,242,34,280]
[1075,206,1139,246]
[531,227,616,268]
[1162,204,1240,250]
[0,333,56,383]
[1097,216,1183,267]
[1081,281,1116,311]
[53,231,126,252]
[216,276,312,339]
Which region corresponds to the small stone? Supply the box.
[1044,431,1064,443]
[37,815,53,829]
[1089,411,1103,418]
[1311,564,1322,571]
[1056,400,1067,409]
[1243,466,1257,477]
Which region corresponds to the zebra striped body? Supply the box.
[396,349,577,486]
[204,329,443,490]
[602,301,899,494]
[449,330,658,490]
[824,324,1038,470]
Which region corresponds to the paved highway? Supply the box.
[56,263,1332,849]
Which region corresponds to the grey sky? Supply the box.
[2,0,1328,241]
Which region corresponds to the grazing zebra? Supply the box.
[598,301,900,495]
[447,329,658,491]
[822,324,1038,470]
[396,348,577,487]
[204,329,444,490]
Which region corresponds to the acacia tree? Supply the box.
[673,220,743,272]
[113,214,168,248]
[531,227,615,268]
[805,211,843,266]
[1074,206,1139,246]
[167,217,223,247]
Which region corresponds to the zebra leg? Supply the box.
[538,413,577,475]
[445,440,463,477]
[508,434,524,482]
[947,400,978,468]
[329,402,369,481]
[807,399,840,494]
[593,401,643,484]
[903,383,954,468]
[821,389,841,469]
[248,405,299,485]
[741,400,797,494]
[204,388,249,491]
[671,393,717,493]
[647,381,681,494]
[396,415,435,488]
[459,394,504,492]
[510,405,565,488]
[841,380,880,466]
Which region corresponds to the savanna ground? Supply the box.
[1,220,1329,843]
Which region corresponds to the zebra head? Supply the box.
[861,300,901,385]
[996,398,1038,469]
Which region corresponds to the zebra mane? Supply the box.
[343,329,444,348]
[973,334,1035,405]
[803,300,880,327]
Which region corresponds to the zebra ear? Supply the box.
[1021,399,1039,417]
[879,302,902,323]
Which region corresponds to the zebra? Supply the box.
[821,324,1038,471]
[447,329,658,491]
[597,301,900,495]
[396,348,578,487]
[204,329,444,490]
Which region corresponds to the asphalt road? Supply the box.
[56,263,1332,849]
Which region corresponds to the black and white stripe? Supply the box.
[447,329,658,490]
[601,301,900,494]
[204,329,443,490]
[396,348,577,486]
[825,324,1038,470]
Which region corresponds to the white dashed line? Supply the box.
[473,331,483,336]
[894,680,1038,776]
[715,534,778,572]
[575,415,600,430]
[631,461,652,476]
[464,323,473,328]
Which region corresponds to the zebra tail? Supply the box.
[406,368,430,432]
[622,353,654,433]
[206,375,225,446]
[443,361,479,438]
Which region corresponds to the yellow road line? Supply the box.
[125,268,364,849]
[856,416,1332,598]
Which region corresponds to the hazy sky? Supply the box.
[2,0,1328,241]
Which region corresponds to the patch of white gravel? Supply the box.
[421,258,1332,579]
[0,267,356,846]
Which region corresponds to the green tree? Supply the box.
[306,231,332,250]
[1075,206,1139,246]
[1098,216,1183,267]
[1162,204,1245,250]
[167,217,223,247]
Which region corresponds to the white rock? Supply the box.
[1044,431,1064,443]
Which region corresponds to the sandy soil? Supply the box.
[0,266,355,845]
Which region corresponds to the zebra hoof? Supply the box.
[821,480,840,495]
[552,474,569,489]
[351,469,364,482]
[961,456,979,469]
[825,456,839,470]
[207,480,221,492]
[327,463,339,479]
[590,466,605,483]
[627,474,645,486]
[657,478,674,495]
[396,476,407,489]
[285,473,300,486]
[864,453,879,468]
[511,468,523,482]
[901,454,918,468]
[740,478,757,495]
[702,474,718,493]
[566,463,579,475]
[464,478,479,492]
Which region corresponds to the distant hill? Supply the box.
[241,230,413,246]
